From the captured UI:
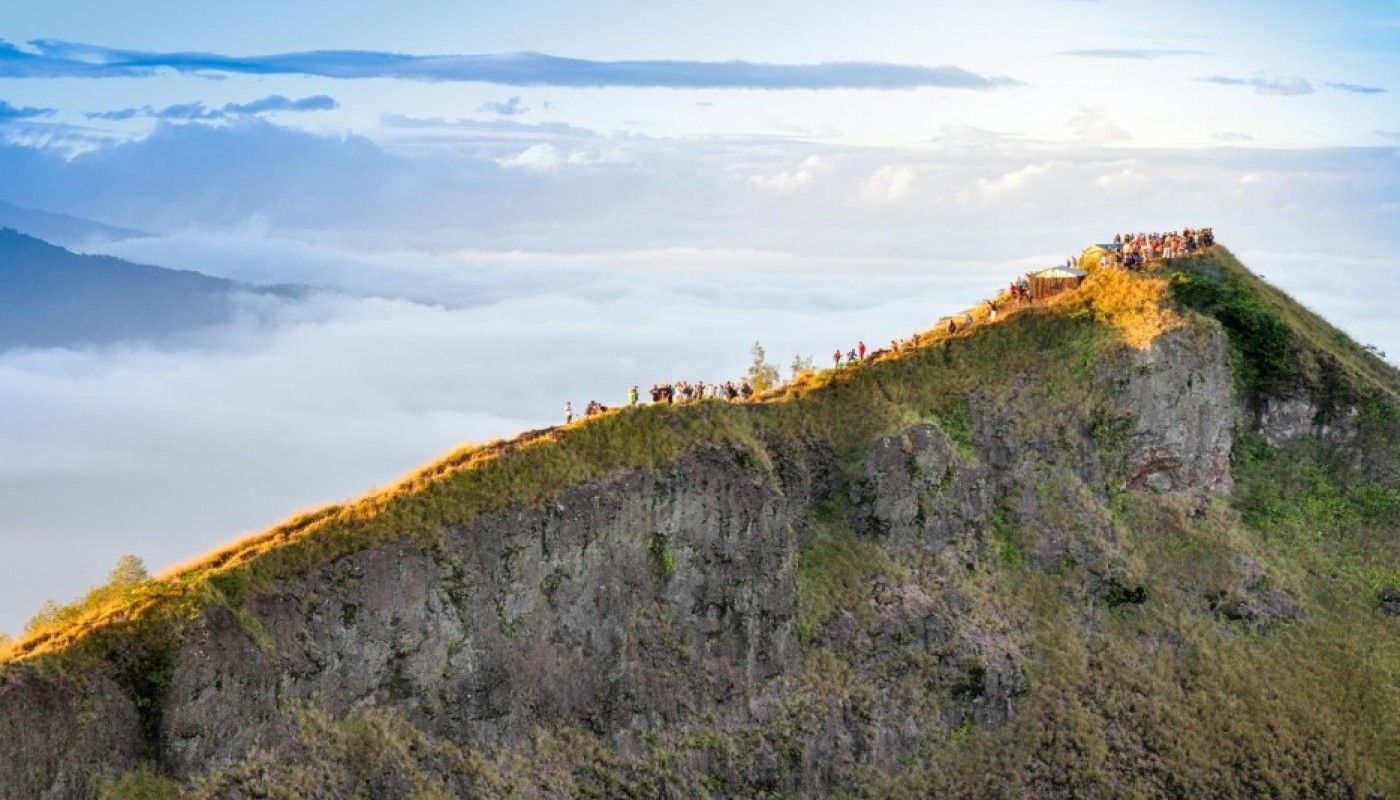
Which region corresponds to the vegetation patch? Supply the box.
[795,502,906,635]
[1168,247,1400,407]
[94,764,181,800]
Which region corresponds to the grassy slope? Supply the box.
[1,259,1148,668]
[5,246,1399,798]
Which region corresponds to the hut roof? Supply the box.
[1030,266,1087,280]
[1081,243,1122,257]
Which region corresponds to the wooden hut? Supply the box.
[1027,265,1087,300]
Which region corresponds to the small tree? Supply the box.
[790,353,816,381]
[107,554,149,587]
[745,341,781,393]
[24,599,63,635]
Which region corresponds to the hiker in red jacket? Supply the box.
[833,349,842,368]
[857,341,866,361]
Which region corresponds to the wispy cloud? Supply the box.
[1199,75,1387,97]
[1324,81,1386,95]
[381,115,596,136]
[1057,48,1209,59]
[225,95,339,114]
[1214,131,1257,143]
[0,100,55,121]
[87,94,338,121]
[1198,75,1315,96]
[2,39,1022,91]
[477,96,529,115]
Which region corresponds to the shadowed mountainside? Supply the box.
[0,245,1396,800]
[0,228,304,350]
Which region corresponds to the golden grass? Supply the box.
[1054,267,1181,349]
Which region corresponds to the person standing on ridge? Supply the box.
[857,341,867,361]
[564,401,573,424]
[628,385,639,406]
[833,349,843,368]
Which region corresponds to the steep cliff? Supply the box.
[2,247,1397,800]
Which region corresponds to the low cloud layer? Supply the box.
[1,39,1021,91]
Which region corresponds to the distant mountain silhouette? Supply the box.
[0,200,148,247]
[0,228,303,350]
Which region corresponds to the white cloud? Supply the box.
[1069,106,1130,144]
[749,156,831,194]
[958,160,1062,205]
[860,165,916,205]
[497,143,635,170]
[1095,167,1147,193]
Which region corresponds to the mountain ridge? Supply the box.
[1,245,1395,799]
[0,200,149,247]
[0,228,306,350]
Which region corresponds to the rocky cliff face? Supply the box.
[3,259,1397,799]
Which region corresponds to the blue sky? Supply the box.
[0,1,1398,635]
[2,0,1398,147]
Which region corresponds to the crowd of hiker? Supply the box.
[563,228,1216,424]
[1108,227,1214,270]
[648,380,752,404]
